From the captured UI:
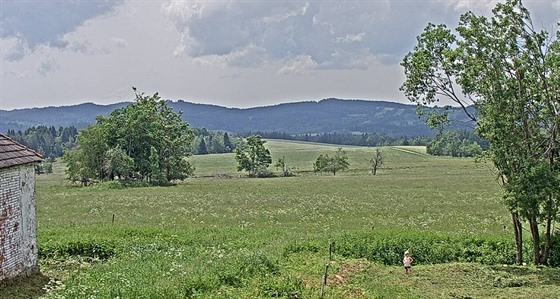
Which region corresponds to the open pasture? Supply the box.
[4,140,559,298]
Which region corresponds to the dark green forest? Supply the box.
[6,126,78,160]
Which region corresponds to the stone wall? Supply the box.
[0,164,38,280]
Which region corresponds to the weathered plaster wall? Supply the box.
[20,165,38,272]
[0,164,38,280]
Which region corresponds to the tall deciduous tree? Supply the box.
[64,88,195,186]
[401,0,560,265]
[235,135,272,177]
[63,124,107,185]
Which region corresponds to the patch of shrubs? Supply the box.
[547,232,560,267]
[334,231,541,266]
[39,239,116,260]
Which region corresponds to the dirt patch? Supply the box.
[301,258,369,289]
[328,259,368,286]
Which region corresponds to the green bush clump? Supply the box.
[546,233,560,267]
[335,231,534,266]
[39,239,116,260]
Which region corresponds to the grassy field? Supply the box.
[2,140,559,298]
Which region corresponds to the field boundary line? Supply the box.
[391,146,430,156]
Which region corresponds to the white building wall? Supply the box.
[19,165,38,271]
[0,164,38,280]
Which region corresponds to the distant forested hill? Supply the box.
[0,102,129,133]
[0,98,474,137]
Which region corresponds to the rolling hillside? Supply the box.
[0,98,474,136]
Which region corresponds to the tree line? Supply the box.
[6,124,489,167]
[6,126,78,160]
[243,131,431,147]
[6,122,243,160]
[427,130,488,157]
[245,130,487,158]
[190,128,242,155]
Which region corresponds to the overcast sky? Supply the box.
[1,1,558,110]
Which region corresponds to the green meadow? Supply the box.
[3,140,559,298]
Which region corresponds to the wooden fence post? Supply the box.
[320,240,334,298]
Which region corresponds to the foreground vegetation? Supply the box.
[3,141,559,298]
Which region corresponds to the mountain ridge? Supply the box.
[0,98,474,137]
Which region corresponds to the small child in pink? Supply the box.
[403,250,413,275]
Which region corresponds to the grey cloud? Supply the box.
[163,0,459,70]
[111,37,128,48]
[4,41,27,61]
[277,55,317,75]
[69,40,96,54]
[0,0,124,60]
[165,1,556,71]
[37,57,59,76]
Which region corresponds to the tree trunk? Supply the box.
[540,210,553,265]
[512,211,523,264]
[529,215,541,265]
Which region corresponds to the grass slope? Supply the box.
[3,140,558,298]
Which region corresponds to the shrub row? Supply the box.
[39,239,116,260]
[39,229,560,267]
[333,231,560,266]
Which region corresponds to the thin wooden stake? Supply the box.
[320,240,334,298]
[320,262,330,298]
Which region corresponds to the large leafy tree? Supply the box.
[401,0,560,265]
[235,135,272,177]
[103,147,134,181]
[64,89,194,186]
[63,124,107,185]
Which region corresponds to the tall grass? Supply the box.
[18,141,558,298]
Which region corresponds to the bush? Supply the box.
[39,239,116,260]
[547,232,560,267]
[334,231,532,266]
[252,168,274,178]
